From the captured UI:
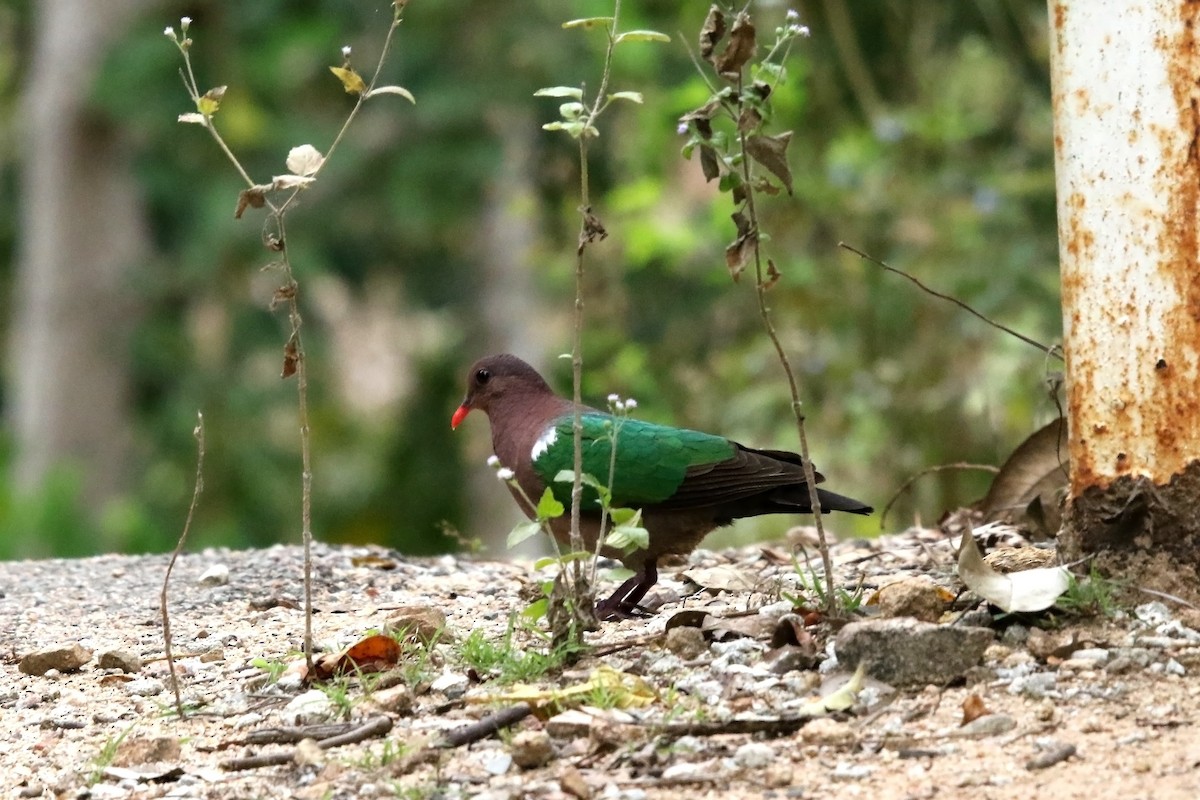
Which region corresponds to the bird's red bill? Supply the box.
[451,405,471,430]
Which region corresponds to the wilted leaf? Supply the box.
[681,565,758,593]
[281,339,299,379]
[195,85,227,116]
[798,662,867,715]
[272,174,316,191]
[961,693,991,725]
[508,520,543,549]
[614,30,671,44]
[699,144,721,182]
[607,91,643,104]
[699,5,726,63]
[715,12,756,79]
[286,144,325,177]
[235,186,267,219]
[764,258,781,289]
[535,86,584,99]
[745,132,794,195]
[313,633,402,679]
[365,85,415,103]
[979,419,1068,537]
[562,16,613,30]
[478,665,655,714]
[329,66,367,94]
[725,210,757,281]
[177,113,207,125]
[957,531,1070,612]
[738,106,763,135]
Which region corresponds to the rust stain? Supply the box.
[1153,0,1200,479]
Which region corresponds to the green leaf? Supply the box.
[607,91,644,104]
[507,520,543,549]
[608,507,639,526]
[562,17,613,29]
[553,470,611,505]
[366,85,416,103]
[606,522,649,554]
[521,598,548,621]
[533,551,591,571]
[535,86,584,99]
[614,30,671,44]
[536,487,565,520]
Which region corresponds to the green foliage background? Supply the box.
[0,1,1062,558]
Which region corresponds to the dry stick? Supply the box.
[439,703,535,748]
[838,242,1062,359]
[219,715,393,771]
[878,462,1000,530]
[732,96,837,614]
[160,412,205,720]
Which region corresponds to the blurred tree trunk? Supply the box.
[10,0,150,528]
[1049,1,1200,592]
[467,110,547,555]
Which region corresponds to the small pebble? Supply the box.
[19,644,92,675]
[510,730,553,769]
[198,564,230,586]
[956,713,1017,737]
[733,741,774,769]
[482,751,512,775]
[1026,741,1076,770]
[98,649,142,673]
[124,679,164,697]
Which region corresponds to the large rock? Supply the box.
[835,618,993,686]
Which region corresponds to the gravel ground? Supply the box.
[2,533,1199,800]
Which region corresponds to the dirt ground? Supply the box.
[1,532,1198,800]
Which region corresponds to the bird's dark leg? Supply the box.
[595,559,659,621]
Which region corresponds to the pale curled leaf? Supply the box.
[177,113,207,125]
[366,85,416,103]
[534,86,584,99]
[272,174,316,190]
[614,30,671,44]
[329,65,367,94]
[798,662,867,716]
[562,16,613,30]
[607,91,644,104]
[286,144,325,177]
[957,530,1070,612]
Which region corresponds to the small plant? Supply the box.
[455,621,584,685]
[782,553,864,614]
[351,738,410,770]
[250,656,290,686]
[88,725,135,785]
[1056,565,1123,618]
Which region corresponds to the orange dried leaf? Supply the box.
[961,693,991,725]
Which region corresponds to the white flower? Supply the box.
[788,23,811,37]
[676,122,689,135]
[164,26,175,38]
[786,9,800,21]
[341,45,352,58]
[486,455,501,468]
[495,467,515,481]
[180,16,192,30]
[607,393,620,404]
[623,398,638,410]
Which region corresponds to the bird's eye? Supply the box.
[475,368,491,385]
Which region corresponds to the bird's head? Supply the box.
[450,354,553,429]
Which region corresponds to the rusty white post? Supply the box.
[1049,1,1200,507]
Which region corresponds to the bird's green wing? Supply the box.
[530,413,735,511]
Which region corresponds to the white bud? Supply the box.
[789,23,811,37]
[164,26,175,38]
[607,393,620,405]
[486,455,501,468]
[495,467,515,481]
[180,16,192,31]
[677,122,689,135]
[786,9,800,21]
[342,45,352,58]
[624,398,638,410]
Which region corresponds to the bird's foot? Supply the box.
[594,596,655,621]
[595,559,659,622]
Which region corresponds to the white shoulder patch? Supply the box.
[531,426,558,463]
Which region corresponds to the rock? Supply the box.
[19,643,92,675]
[481,751,512,775]
[559,766,591,799]
[955,713,1017,737]
[98,649,142,673]
[113,736,181,767]
[368,684,414,715]
[546,709,595,739]
[293,738,325,767]
[835,618,993,687]
[510,730,553,769]
[384,606,448,645]
[198,564,230,586]
[665,626,708,660]
[875,576,945,622]
[733,741,775,769]
[284,689,337,725]
[662,761,715,780]
[429,671,468,699]
[124,679,165,697]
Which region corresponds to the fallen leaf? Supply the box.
[957,530,1070,612]
[961,693,991,725]
[978,418,1068,538]
[798,661,867,715]
[479,666,655,715]
[313,633,402,680]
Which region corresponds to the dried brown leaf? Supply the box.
[281,339,299,379]
[699,144,721,182]
[961,693,991,725]
[715,12,756,80]
[745,131,794,195]
[699,5,726,63]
